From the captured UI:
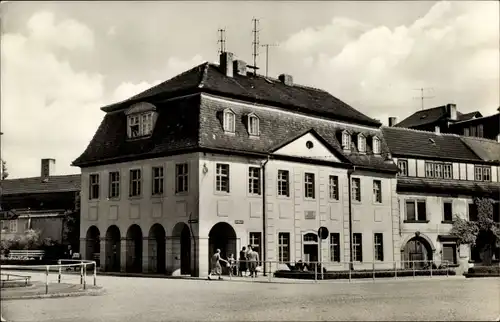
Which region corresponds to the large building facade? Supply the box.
[74,52,500,277]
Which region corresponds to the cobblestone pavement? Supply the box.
[1,273,499,322]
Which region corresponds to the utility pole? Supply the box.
[413,87,435,110]
[247,18,260,76]
[217,28,226,55]
[261,43,279,78]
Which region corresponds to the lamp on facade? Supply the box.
[202,163,208,175]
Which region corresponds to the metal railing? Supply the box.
[1,259,97,294]
[216,259,454,283]
[0,273,31,287]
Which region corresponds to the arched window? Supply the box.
[247,113,260,136]
[223,109,235,133]
[342,131,351,150]
[372,136,381,154]
[357,134,366,153]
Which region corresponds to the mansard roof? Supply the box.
[381,126,484,162]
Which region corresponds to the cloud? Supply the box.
[282,1,499,124]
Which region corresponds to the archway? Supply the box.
[105,225,121,272]
[172,223,191,275]
[403,235,433,269]
[148,224,166,273]
[86,226,101,266]
[208,222,237,275]
[126,224,143,273]
[303,233,318,263]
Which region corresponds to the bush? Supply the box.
[273,268,456,280]
[466,266,500,277]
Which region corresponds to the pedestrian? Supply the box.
[247,247,260,278]
[65,245,73,271]
[239,247,247,277]
[208,249,227,280]
[228,254,236,277]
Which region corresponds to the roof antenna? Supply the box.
[261,43,279,78]
[413,87,435,110]
[217,28,226,56]
[247,18,260,76]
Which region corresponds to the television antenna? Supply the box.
[261,43,279,78]
[247,18,260,76]
[413,87,435,110]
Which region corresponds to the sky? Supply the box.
[1,1,499,179]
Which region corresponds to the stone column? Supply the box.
[142,237,150,273]
[79,238,87,260]
[197,237,209,277]
[120,238,127,273]
[165,237,174,274]
[99,237,107,271]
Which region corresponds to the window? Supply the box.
[109,172,120,198]
[405,200,427,221]
[278,232,290,263]
[352,178,361,202]
[468,203,478,221]
[463,128,470,136]
[89,174,100,200]
[175,163,189,193]
[216,164,230,192]
[425,162,435,178]
[353,233,363,262]
[442,244,457,265]
[470,126,476,137]
[443,202,453,222]
[435,163,443,178]
[304,233,318,242]
[304,173,315,199]
[249,232,262,263]
[374,233,384,261]
[248,167,261,195]
[9,220,17,233]
[152,167,164,195]
[223,109,235,133]
[129,169,142,197]
[277,170,290,197]
[443,164,452,179]
[330,233,340,262]
[474,166,491,182]
[372,137,381,154]
[329,175,339,200]
[477,124,484,138]
[342,132,351,149]
[373,180,382,203]
[248,114,259,136]
[398,160,408,176]
[357,134,366,153]
[128,112,154,138]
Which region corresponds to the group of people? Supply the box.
[208,245,260,280]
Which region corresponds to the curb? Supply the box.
[1,287,105,301]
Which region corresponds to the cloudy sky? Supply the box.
[1,1,498,179]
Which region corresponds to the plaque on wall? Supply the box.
[235,220,244,224]
[304,211,316,220]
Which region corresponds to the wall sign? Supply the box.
[235,220,244,224]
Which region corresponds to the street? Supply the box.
[1,274,499,321]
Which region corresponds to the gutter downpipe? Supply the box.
[348,166,356,271]
[262,155,270,276]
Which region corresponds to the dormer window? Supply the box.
[357,134,366,153]
[247,113,260,136]
[125,102,157,139]
[342,131,351,150]
[372,136,381,154]
[223,109,235,133]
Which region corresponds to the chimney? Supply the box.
[446,103,457,120]
[41,158,55,181]
[435,126,441,134]
[219,52,234,77]
[233,60,247,76]
[388,117,398,127]
[278,74,293,86]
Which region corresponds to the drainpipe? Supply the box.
[261,155,270,276]
[347,166,356,271]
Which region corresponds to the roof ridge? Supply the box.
[382,125,463,138]
[2,174,80,181]
[198,62,210,88]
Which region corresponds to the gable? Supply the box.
[272,132,342,162]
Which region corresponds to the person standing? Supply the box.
[238,247,247,277]
[247,247,260,278]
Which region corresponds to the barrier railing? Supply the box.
[0,273,31,287]
[1,259,97,294]
[216,259,454,283]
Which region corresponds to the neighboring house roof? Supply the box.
[394,105,480,128]
[101,62,381,127]
[0,175,81,196]
[381,126,484,162]
[460,137,500,163]
[397,177,500,200]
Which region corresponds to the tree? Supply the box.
[1,159,8,180]
[450,197,500,266]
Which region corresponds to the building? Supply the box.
[382,125,500,273]
[73,52,402,276]
[0,159,80,247]
[449,112,500,141]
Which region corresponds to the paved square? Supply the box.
[1,274,499,321]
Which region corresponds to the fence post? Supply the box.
[314,263,317,283]
[45,265,49,294]
[394,261,397,279]
[83,264,87,290]
[430,260,433,278]
[268,261,272,282]
[58,260,62,283]
[413,261,415,278]
[349,263,352,283]
[372,261,375,281]
[80,262,84,285]
[446,261,449,277]
[94,262,97,286]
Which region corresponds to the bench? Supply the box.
[8,250,45,260]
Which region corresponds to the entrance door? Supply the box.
[181,226,191,275]
[304,244,318,263]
